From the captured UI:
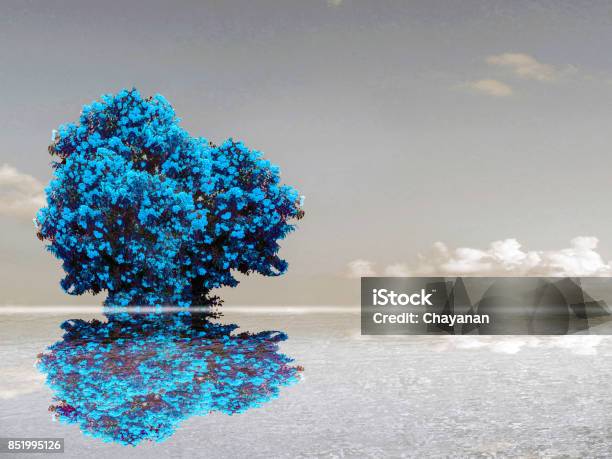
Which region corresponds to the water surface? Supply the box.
[1,306,612,457]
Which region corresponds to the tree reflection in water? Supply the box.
[37,311,302,445]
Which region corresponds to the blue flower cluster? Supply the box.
[36,89,304,306]
[36,312,302,445]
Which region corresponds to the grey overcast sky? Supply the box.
[2,0,612,305]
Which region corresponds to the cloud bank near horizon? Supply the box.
[347,237,612,278]
[0,164,45,220]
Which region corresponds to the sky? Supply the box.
[1,0,612,305]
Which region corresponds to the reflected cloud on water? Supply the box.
[36,311,302,445]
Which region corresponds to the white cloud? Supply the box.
[467,79,513,97]
[327,0,343,6]
[487,53,557,82]
[384,263,411,277]
[0,164,45,219]
[388,237,612,277]
[352,238,612,354]
[346,259,376,278]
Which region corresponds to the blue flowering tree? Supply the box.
[36,89,303,306]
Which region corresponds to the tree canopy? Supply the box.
[36,89,303,306]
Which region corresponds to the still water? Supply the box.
[2,306,612,458]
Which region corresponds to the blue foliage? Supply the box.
[36,89,304,306]
[36,312,302,445]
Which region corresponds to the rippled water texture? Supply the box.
[2,307,612,457]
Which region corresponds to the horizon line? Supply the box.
[0,305,361,314]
